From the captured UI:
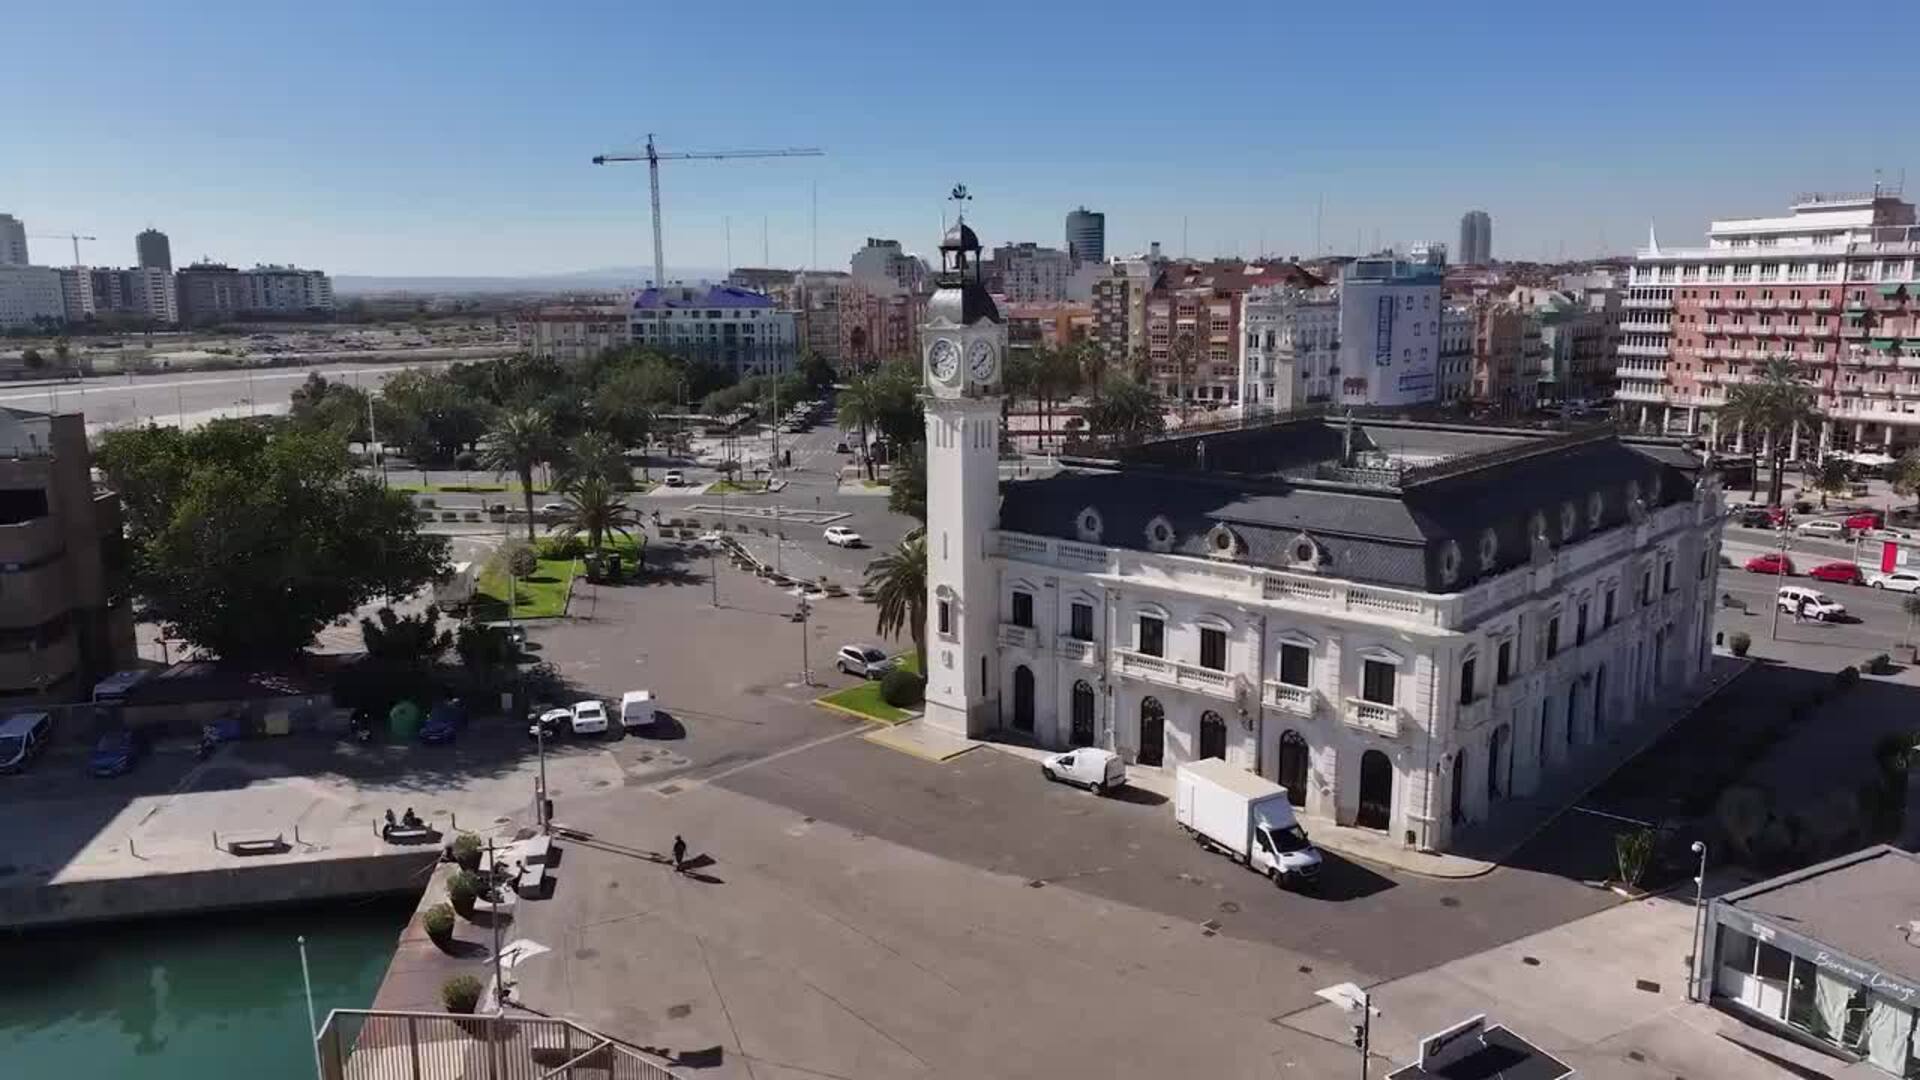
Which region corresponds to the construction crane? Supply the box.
[592,134,823,293]
[30,233,97,267]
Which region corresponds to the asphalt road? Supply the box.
[5,358,460,431]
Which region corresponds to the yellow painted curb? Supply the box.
[812,696,912,726]
[860,728,975,764]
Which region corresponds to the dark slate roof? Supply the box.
[1001,421,1700,594]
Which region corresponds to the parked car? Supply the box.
[1867,569,1920,592]
[570,699,609,735]
[0,711,52,772]
[528,706,571,741]
[836,644,894,678]
[419,699,468,744]
[1807,562,1864,586]
[1777,585,1846,621]
[662,470,685,487]
[1745,553,1795,575]
[89,729,149,778]
[823,526,863,548]
[1040,747,1127,795]
[1174,760,1322,890]
[539,501,569,516]
[1735,508,1776,529]
[618,689,662,731]
[1845,511,1884,532]
[834,441,851,454]
[1795,519,1847,539]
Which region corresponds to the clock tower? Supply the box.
[921,198,1005,738]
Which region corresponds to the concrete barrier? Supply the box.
[0,849,438,930]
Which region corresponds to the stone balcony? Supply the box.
[1057,636,1100,664]
[999,623,1039,650]
[1263,680,1318,717]
[1344,698,1404,739]
[1456,695,1492,733]
[1114,648,1244,703]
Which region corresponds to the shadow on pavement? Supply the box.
[1106,784,1167,807]
[1305,852,1397,902]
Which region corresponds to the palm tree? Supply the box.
[1721,356,1818,507]
[561,430,627,490]
[552,475,638,552]
[1891,451,1920,515]
[837,373,882,480]
[865,530,927,673]
[479,407,553,541]
[1083,374,1165,439]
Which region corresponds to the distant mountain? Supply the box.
[334,265,731,296]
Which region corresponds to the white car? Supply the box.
[1777,586,1846,622]
[569,699,609,735]
[1040,748,1127,795]
[539,501,569,515]
[663,470,685,487]
[835,644,894,678]
[1795,519,1847,538]
[697,531,725,545]
[823,526,863,548]
[1868,570,1920,592]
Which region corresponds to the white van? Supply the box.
[1175,759,1323,889]
[619,690,662,731]
[0,711,53,772]
[1777,585,1846,622]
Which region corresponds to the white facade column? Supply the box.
[1662,405,1672,432]
[1708,413,1720,448]
[1886,424,1895,449]
[1638,405,1649,429]
[1789,421,1801,461]
[1819,419,1832,457]
[1734,419,1746,453]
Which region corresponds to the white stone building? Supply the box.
[1336,255,1445,407]
[922,223,1725,854]
[991,242,1072,303]
[1241,285,1338,413]
[629,283,797,379]
[850,238,930,298]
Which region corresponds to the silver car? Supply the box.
[836,645,894,678]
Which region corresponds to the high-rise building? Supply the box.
[990,242,1072,303]
[0,266,67,327]
[56,268,96,321]
[173,262,246,326]
[518,304,630,363]
[242,265,334,312]
[1065,207,1105,265]
[1459,211,1493,265]
[849,238,930,297]
[0,215,26,267]
[1090,257,1155,369]
[1335,256,1445,406]
[136,228,172,272]
[1621,188,1920,452]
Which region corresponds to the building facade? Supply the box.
[0,266,68,328]
[1066,207,1105,265]
[789,272,851,364]
[1467,297,1545,414]
[136,228,172,272]
[57,268,95,321]
[1004,301,1093,356]
[921,227,1723,854]
[850,238,930,297]
[1091,257,1154,370]
[1523,287,1621,405]
[1620,189,1920,453]
[1459,210,1493,266]
[992,242,1072,303]
[129,266,177,323]
[243,265,335,313]
[519,304,629,363]
[1438,304,1474,402]
[1336,256,1445,407]
[0,408,135,702]
[1241,285,1338,413]
[174,262,245,326]
[0,215,27,268]
[629,284,797,378]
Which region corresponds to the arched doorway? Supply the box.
[1277,730,1308,807]
[1357,750,1393,831]
[1138,697,1165,766]
[1199,710,1227,760]
[1593,665,1607,735]
[1487,725,1509,801]
[1450,749,1467,825]
[1070,681,1095,747]
[1566,682,1580,747]
[1012,666,1034,732]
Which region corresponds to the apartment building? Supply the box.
[991,242,1073,303]
[0,408,135,702]
[789,271,852,365]
[839,288,924,368]
[1621,189,1920,454]
[1515,286,1621,405]
[0,215,27,267]
[1090,256,1155,371]
[0,266,68,328]
[1467,297,1545,414]
[244,265,335,313]
[629,284,797,379]
[56,269,95,321]
[1004,301,1093,357]
[849,238,930,297]
[175,262,334,325]
[1146,261,1323,406]
[1439,304,1474,402]
[518,304,629,363]
[1335,256,1445,407]
[1241,285,1338,412]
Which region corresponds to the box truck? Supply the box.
[1175,759,1323,889]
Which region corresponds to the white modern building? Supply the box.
[244,265,334,313]
[0,215,27,267]
[921,216,1724,855]
[520,304,629,363]
[0,266,68,327]
[129,266,177,323]
[57,268,95,321]
[992,242,1072,303]
[1241,285,1337,412]
[1336,255,1445,406]
[850,238,930,297]
[630,283,797,378]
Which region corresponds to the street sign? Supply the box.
[1417,1013,1486,1069]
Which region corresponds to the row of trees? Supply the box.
[1719,356,1920,512]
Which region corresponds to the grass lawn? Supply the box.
[473,556,576,619]
[815,651,922,724]
[708,479,769,494]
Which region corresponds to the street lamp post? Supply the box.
[1687,840,1709,1002]
[797,594,813,685]
[297,935,323,1080]
[1768,526,1791,639]
[534,719,549,835]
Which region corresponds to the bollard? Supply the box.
[212,830,219,851]
[294,823,302,846]
[128,835,137,859]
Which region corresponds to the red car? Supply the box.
[1807,561,1863,585]
[1844,511,1883,531]
[1745,553,1795,575]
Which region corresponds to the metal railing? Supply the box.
[316,1009,686,1080]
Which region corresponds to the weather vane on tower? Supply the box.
[949,183,970,218]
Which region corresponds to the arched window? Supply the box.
[1199,710,1227,761]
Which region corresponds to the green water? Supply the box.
[0,896,414,1077]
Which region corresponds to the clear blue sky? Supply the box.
[5,0,1914,278]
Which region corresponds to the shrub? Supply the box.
[536,535,585,560]
[1613,827,1656,890]
[505,544,538,579]
[1863,653,1890,676]
[448,869,482,918]
[441,974,484,1014]
[1728,631,1751,657]
[453,450,479,471]
[879,668,925,708]
[451,833,483,871]
[423,903,456,949]
[1836,666,1861,689]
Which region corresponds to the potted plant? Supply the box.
[423,903,457,951]
[1728,631,1751,658]
[441,974,484,1014]
[451,833,483,872]
[448,869,482,919]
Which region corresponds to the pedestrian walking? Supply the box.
[1795,597,1808,623]
[671,834,687,872]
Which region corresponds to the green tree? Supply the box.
[359,604,453,667]
[551,475,638,552]
[93,423,448,663]
[1810,456,1851,509]
[836,371,884,479]
[379,368,490,463]
[798,349,836,393]
[559,430,627,490]
[1083,374,1165,439]
[287,372,370,443]
[1891,451,1920,514]
[20,347,42,369]
[1721,357,1818,507]
[479,407,553,541]
[888,440,927,522]
[52,338,71,367]
[865,530,928,673]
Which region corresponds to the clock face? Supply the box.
[967,339,998,382]
[928,338,960,382]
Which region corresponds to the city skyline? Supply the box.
[4,0,1916,278]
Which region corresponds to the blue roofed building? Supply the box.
[629,283,798,378]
